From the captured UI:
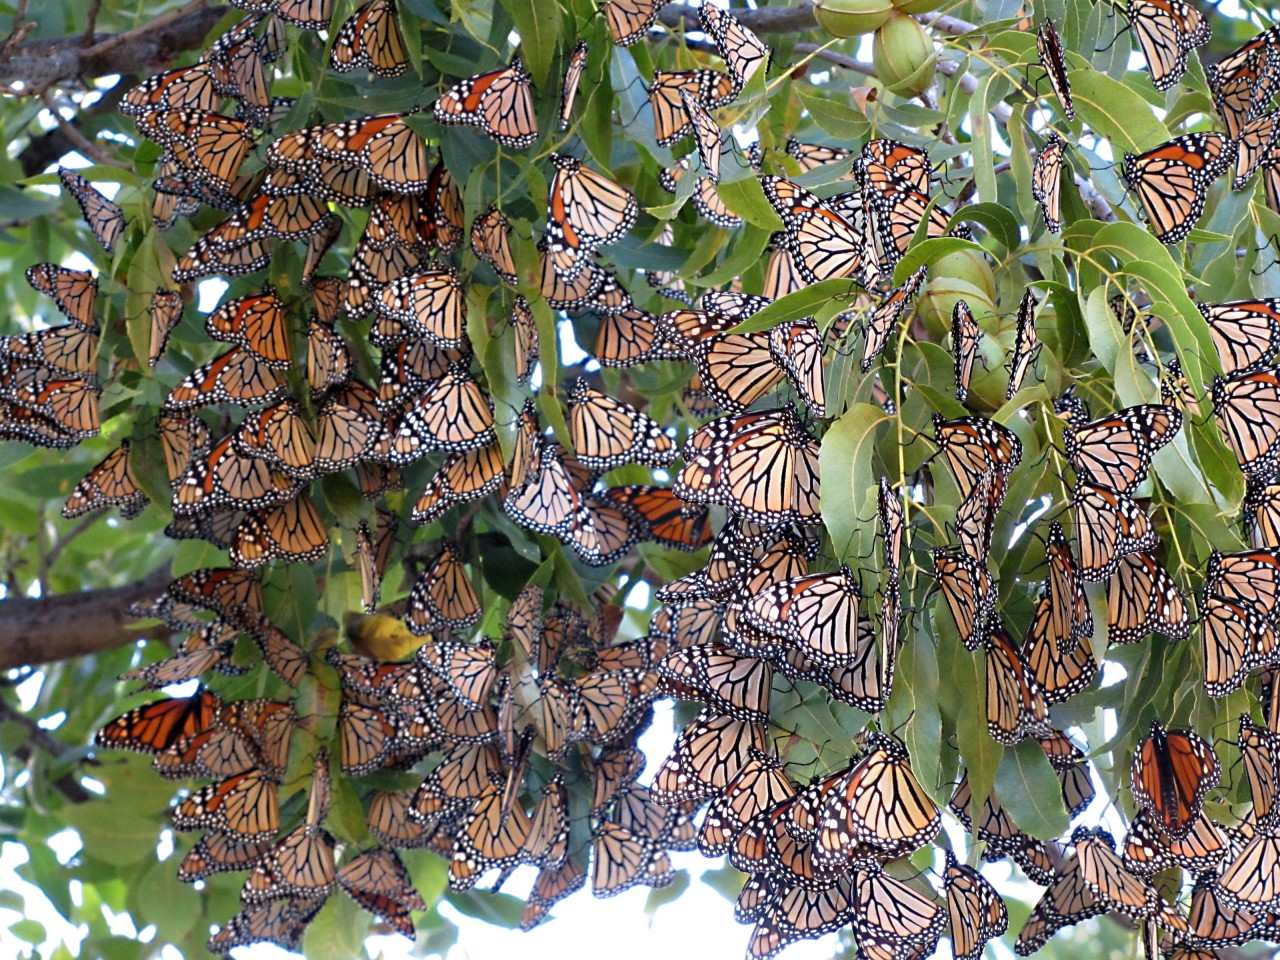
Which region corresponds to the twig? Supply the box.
[0,697,97,804]
[40,92,129,170]
[80,0,207,60]
[39,512,105,583]
[82,0,102,46]
[0,0,32,59]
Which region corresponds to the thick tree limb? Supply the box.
[0,566,172,671]
[0,3,226,93]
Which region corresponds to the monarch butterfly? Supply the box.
[229,494,330,570]
[986,626,1052,745]
[95,689,223,754]
[674,407,821,526]
[163,566,265,620]
[352,510,397,613]
[1128,0,1210,92]
[550,38,590,131]
[658,643,772,723]
[567,378,676,470]
[503,439,587,539]
[664,315,786,412]
[1122,133,1234,245]
[1032,133,1066,234]
[122,62,221,116]
[1036,19,1075,119]
[949,773,1057,885]
[243,822,338,904]
[931,413,1023,499]
[861,265,927,373]
[1246,480,1280,548]
[377,268,467,349]
[173,431,298,515]
[1107,551,1189,645]
[448,780,534,891]
[1131,720,1221,841]
[1024,534,1097,703]
[1208,29,1280,140]
[1073,827,1164,919]
[1232,111,1279,189]
[314,391,381,474]
[207,898,321,954]
[1213,369,1280,478]
[760,175,862,286]
[205,290,292,369]
[816,732,941,861]
[57,167,125,252]
[1212,829,1280,913]
[418,638,497,711]
[591,308,674,368]
[389,364,496,463]
[935,548,995,650]
[739,565,859,668]
[697,749,796,857]
[434,58,537,148]
[782,137,853,176]
[1073,481,1159,582]
[173,768,279,839]
[62,440,148,520]
[851,860,946,952]
[25,263,98,331]
[412,440,505,526]
[337,848,425,937]
[1066,403,1182,494]
[649,69,737,145]
[469,207,518,287]
[602,0,663,46]
[657,159,744,229]
[1199,591,1278,697]
[1185,871,1265,946]
[366,789,432,849]
[590,822,672,898]
[700,6,769,88]
[650,708,766,805]
[1199,298,1280,375]
[405,540,480,636]
[944,851,1009,960]
[1123,808,1227,878]
[757,234,805,300]
[861,138,933,192]
[163,348,289,414]
[858,159,960,273]
[1003,289,1041,399]
[1239,715,1280,831]
[268,114,432,193]
[949,299,983,403]
[331,0,408,78]
[178,829,273,883]
[521,859,586,930]
[136,109,256,192]
[544,154,637,275]
[1014,844,1106,954]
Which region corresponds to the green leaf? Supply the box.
[714,177,784,232]
[447,889,525,927]
[501,0,560,86]
[819,403,891,565]
[644,871,689,919]
[995,740,1069,840]
[733,279,862,333]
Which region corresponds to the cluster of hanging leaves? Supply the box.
[15,0,1280,957]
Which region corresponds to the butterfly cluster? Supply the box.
[14,0,1280,957]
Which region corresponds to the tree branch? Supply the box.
[0,566,173,672]
[0,699,96,804]
[0,3,226,94]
